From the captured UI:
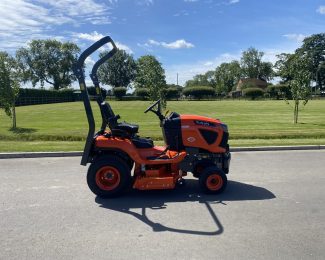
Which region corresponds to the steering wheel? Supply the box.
[144,99,161,113]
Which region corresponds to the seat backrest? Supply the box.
[100,101,115,119]
[98,101,117,128]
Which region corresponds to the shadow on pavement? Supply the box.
[95,180,275,236]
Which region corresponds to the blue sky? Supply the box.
[0,0,324,86]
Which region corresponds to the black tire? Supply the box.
[199,166,227,194]
[87,155,131,198]
[192,161,214,178]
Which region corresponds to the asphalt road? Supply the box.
[1,150,324,260]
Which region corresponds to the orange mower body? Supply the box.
[73,36,231,198]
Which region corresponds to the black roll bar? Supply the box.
[73,36,117,165]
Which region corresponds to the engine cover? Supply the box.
[180,115,228,153]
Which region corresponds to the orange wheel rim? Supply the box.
[95,166,121,191]
[206,174,223,191]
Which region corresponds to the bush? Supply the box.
[243,87,264,100]
[182,86,215,100]
[113,87,127,100]
[135,88,149,100]
[165,87,181,100]
[86,86,107,97]
[266,84,291,100]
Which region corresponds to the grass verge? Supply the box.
[1,100,325,152]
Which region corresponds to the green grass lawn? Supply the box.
[1,100,325,152]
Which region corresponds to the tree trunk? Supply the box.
[12,103,16,129]
[294,100,299,124]
[53,79,60,90]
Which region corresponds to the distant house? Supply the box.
[236,78,268,91]
[231,78,267,98]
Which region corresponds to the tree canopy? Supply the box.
[215,61,242,94]
[98,49,137,88]
[16,39,80,90]
[240,47,273,81]
[134,55,166,102]
[185,71,215,88]
[297,33,325,91]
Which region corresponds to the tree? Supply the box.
[241,47,273,81]
[134,55,166,104]
[215,61,242,95]
[16,39,80,90]
[275,53,295,83]
[296,33,325,92]
[98,49,137,89]
[185,71,215,88]
[0,52,20,129]
[266,84,291,100]
[276,52,311,123]
[287,55,311,124]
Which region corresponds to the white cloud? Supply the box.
[73,31,133,53]
[204,61,214,66]
[74,31,105,42]
[145,39,194,49]
[184,0,199,2]
[37,0,109,17]
[0,0,114,51]
[85,16,112,25]
[136,0,154,6]
[317,5,325,14]
[115,42,133,54]
[165,46,299,85]
[0,0,73,50]
[173,10,190,17]
[283,33,306,42]
[85,56,96,66]
[165,52,240,85]
[229,0,240,4]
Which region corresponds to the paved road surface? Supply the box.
[1,150,324,259]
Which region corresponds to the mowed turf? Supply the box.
[0,100,325,152]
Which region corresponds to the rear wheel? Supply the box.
[87,155,131,198]
[199,166,227,194]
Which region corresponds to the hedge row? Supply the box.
[16,88,81,106]
[13,84,294,106]
[182,86,215,99]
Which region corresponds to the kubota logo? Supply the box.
[187,137,196,142]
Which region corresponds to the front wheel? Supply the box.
[199,166,227,194]
[87,155,131,198]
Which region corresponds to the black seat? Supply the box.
[132,137,154,148]
[113,122,139,135]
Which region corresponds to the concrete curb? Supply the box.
[0,151,82,159]
[230,145,325,152]
[0,145,324,159]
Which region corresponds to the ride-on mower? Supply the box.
[73,36,231,198]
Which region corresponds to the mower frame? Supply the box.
[73,36,117,166]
